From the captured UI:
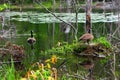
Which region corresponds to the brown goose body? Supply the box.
[79,33,94,44]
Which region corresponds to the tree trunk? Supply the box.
[65,0,72,41]
[52,0,56,46]
[86,0,92,33]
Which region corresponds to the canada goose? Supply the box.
[79,29,94,44]
[27,31,36,49]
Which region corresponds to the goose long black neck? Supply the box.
[88,28,92,34]
[31,31,33,37]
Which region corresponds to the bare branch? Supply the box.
[35,0,78,41]
[35,0,77,33]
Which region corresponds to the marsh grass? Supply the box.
[0,59,17,80]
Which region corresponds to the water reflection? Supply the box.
[0,12,119,23]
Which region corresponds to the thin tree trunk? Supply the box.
[58,0,62,41]
[86,1,93,80]
[48,23,51,48]
[86,0,92,33]
[113,53,117,80]
[72,0,79,41]
[65,0,72,41]
[52,0,56,46]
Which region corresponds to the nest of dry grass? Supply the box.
[0,42,25,62]
[73,43,112,59]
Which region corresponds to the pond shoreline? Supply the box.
[9,2,116,12]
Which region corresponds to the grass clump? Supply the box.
[0,59,17,80]
[95,37,111,48]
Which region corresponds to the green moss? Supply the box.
[73,44,87,53]
[95,37,111,48]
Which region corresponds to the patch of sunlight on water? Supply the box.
[0,11,118,23]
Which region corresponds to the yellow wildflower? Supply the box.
[47,63,51,69]
[20,78,27,80]
[45,59,51,63]
[25,71,31,78]
[30,70,37,80]
[48,76,54,80]
[51,55,57,64]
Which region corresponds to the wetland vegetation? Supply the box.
[0,0,120,80]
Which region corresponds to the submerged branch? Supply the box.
[108,34,120,41]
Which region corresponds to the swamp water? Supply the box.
[0,11,118,51]
[0,11,119,79]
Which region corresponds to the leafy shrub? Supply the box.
[0,4,9,11]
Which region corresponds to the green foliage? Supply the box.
[41,2,52,8]
[73,44,87,53]
[61,75,71,80]
[99,57,109,65]
[33,1,60,9]
[0,60,16,80]
[6,61,15,80]
[45,42,78,56]
[95,37,111,48]
[0,4,9,11]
